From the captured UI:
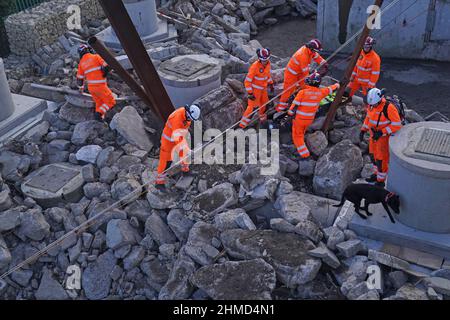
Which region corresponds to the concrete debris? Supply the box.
[167,209,195,243]
[106,219,139,250]
[76,145,102,164]
[110,106,154,152]
[192,182,238,215]
[336,239,364,258]
[274,192,312,224]
[158,248,197,300]
[82,250,117,300]
[191,259,276,300]
[35,268,68,300]
[0,236,11,271]
[313,140,363,200]
[308,243,341,269]
[144,213,177,246]
[214,208,256,231]
[221,229,321,288]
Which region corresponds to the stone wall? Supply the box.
[5,0,105,56]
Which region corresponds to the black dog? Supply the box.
[333,183,400,223]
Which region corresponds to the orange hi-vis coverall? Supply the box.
[348,50,381,97]
[240,60,273,128]
[77,53,116,117]
[276,46,326,112]
[156,108,192,185]
[288,83,340,158]
[361,98,402,183]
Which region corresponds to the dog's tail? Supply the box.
[332,195,346,207]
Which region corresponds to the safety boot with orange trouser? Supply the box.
[77,45,115,119]
[287,73,339,159]
[361,88,402,184]
[155,105,201,186]
[347,37,381,98]
[240,48,273,128]
[276,39,328,113]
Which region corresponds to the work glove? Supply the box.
[248,93,256,101]
[371,129,383,141]
[359,131,366,142]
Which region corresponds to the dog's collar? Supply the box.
[385,192,395,202]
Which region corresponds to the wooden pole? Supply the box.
[322,0,384,132]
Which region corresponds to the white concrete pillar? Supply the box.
[123,0,159,37]
[0,58,15,122]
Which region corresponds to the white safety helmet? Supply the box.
[185,104,201,121]
[366,88,384,106]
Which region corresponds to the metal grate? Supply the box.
[25,165,79,193]
[415,128,450,159]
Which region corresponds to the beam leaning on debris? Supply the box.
[99,0,175,121]
[321,0,385,132]
[88,36,154,110]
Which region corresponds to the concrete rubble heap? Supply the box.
[0,0,444,301]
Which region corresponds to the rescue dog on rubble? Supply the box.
[333,183,400,223]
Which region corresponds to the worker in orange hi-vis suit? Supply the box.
[155,104,201,190]
[276,39,329,113]
[347,37,381,98]
[240,48,274,128]
[286,72,339,159]
[360,88,402,187]
[76,44,115,120]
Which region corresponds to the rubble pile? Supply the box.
[0,0,445,302]
[0,91,439,300]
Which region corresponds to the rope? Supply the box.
[0,0,407,281]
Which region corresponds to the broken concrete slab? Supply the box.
[308,243,341,269]
[350,204,450,260]
[221,229,321,288]
[190,259,276,300]
[21,163,84,208]
[192,182,238,215]
[110,106,153,152]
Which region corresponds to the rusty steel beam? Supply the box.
[98,0,175,121]
[88,36,155,110]
[322,0,384,132]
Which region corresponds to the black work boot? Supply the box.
[365,174,377,183]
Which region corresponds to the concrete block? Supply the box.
[350,203,450,259]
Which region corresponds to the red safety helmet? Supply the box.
[78,44,92,57]
[364,37,376,52]
[306,72,322,87]
[257,48,271,62]
[306,39,323,52]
